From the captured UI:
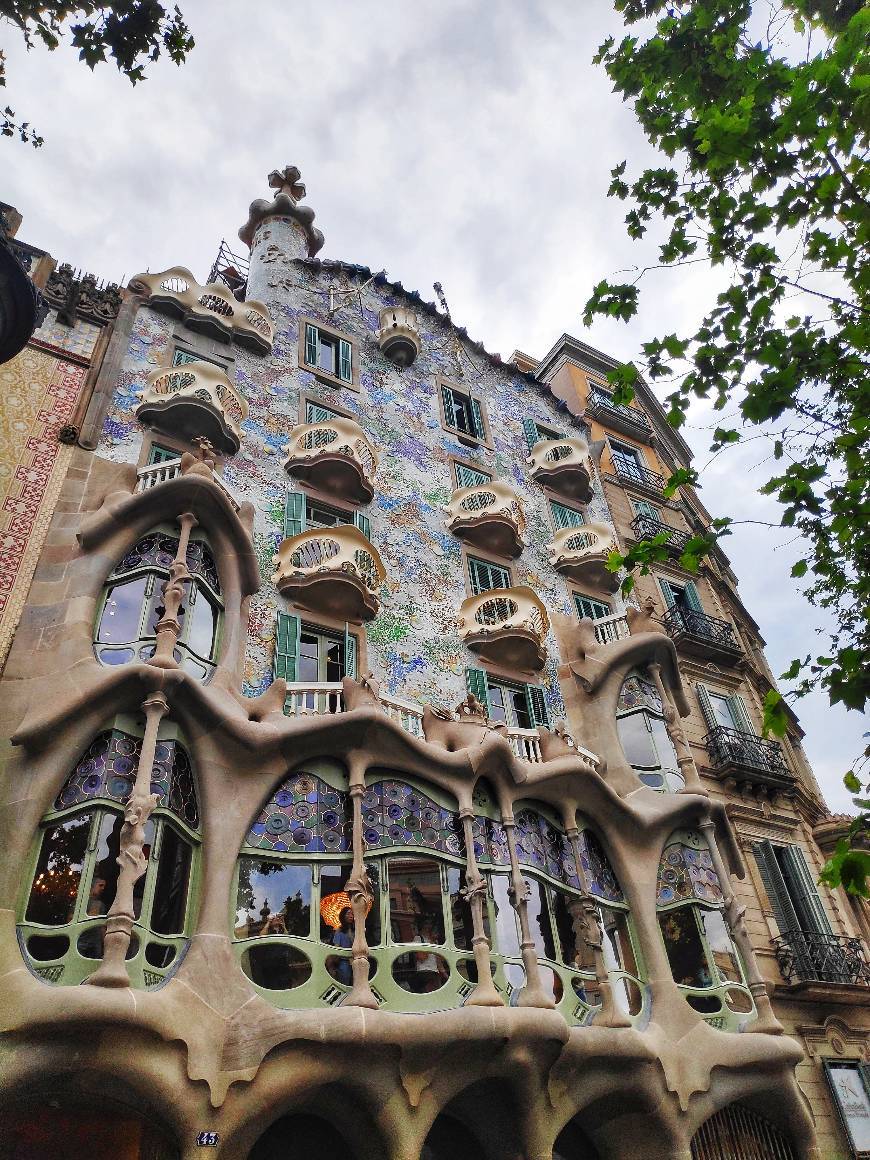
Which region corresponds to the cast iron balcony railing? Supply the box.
[446,480,525,558]
[283,418,378,504]
[136,363,248,456]
[704,724,791,781]
[661,606,742,664]
[629,513,691,556]
[458,587,549,672]
[547,523,620,591]
[586,388,653,441]
[773,931,870,987]
[611,460,665,496]
[272,525,385,622]
[527,438,594,502]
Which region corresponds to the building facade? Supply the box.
[0,167,867,1160]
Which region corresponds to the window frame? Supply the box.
[573,592,611,621]
[451,457,492,490]
[550,499,586,532]
[465,551,513,597]
[301,395,355,426]
[437,378,491,447]
[299,317,359,391]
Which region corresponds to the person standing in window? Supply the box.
[332,906,354,985]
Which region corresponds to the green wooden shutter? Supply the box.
[344,623,357,679]
[147,443,178,465]
[469,397,485,441]
[274,611,300,684]
[684,580,704,612]
[306,400,337,424]
[779,846,832,935]
[468,557,484,596]
[353,511,371,540]
[284,491,305,539]
[305,324,320,369]
[727,694,755,735]
[659,579,676,608]
[522,417,541,453]
[441,385,455,428]
[465,667,491,716]
[753,841,802,935]
[339,339,353,383]
[525,684,550,729]
[696,684,718,730]
[551,501,585,530]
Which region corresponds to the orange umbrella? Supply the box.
[319,891,372,929]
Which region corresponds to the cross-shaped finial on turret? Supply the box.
[267,166,307,204]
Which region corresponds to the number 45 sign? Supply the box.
[196,1131,220,1147]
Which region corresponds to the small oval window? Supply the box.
[392,950,450,992]
[242,944,312,991]
[27,934,70,961]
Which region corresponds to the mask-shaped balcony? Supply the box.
[458,587,549,671]
[136,362,248,456]
[283,418,378,504]
[527,438,593,502]
[129,266,273,353]
[271,525,385,622]
[445,481,525,558]
[547,522,619,591]
[376,305,421,368]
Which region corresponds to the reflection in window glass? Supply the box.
[600,908,637,977]
[491,875,521,958]
[617,714,657,768]
[97,576,149,643]
[318,862,381,948]
[245,943,312,991]
[388,857,444,945]
[526,879,556,961]
[659,908,711,988]
[151,826,192,935]
[447,865,486,950]
[392,949,450,993]
[26,814,92,925]
[548,887,579,968]
[700,908,741,983]
[235,858,312,939]
[186,589,217,660]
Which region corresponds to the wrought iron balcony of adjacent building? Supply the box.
[129,266,273,354]
[136,363,248,456]
[585,388,654,442]
[773,931,870,989]
[661,606,743,665]
[629,513,691,557]
[547,522,620,592]
[610,460,666,498]
[457,587,549,671]
[283,419,378,505]
[703,724,793,794]
[445,481,525,558]
[271,525,385,622]
[527,438,594,502]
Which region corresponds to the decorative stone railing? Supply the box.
[283,418,378,504]
[458,587,549,671]
[547,522,619,591]
[272,525,385,622]
[129,266,273,353]
[376,305,421,368]
[527,438,594,502]
[135,457,242,513]
[445,481,525,558]
[591,612,631,646]
[136,363,248,456]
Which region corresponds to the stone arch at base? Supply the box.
[421,1078,522,1160]
[552,1118,602,1160]
[249,1111,356,1160]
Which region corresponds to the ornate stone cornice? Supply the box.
[43,263,122,327]
[238,165,325,255]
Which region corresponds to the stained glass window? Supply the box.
[513,809,581,889]
[616,670,683,792]
[54,730,199,828]
[362,780,462,857]
[245,772,351,855]
[575,829,624,903]
[469,815,511,867]
[617,673,662,713]
[656,836,724,906]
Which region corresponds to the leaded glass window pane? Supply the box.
[362,781,462,857]
[25,814,92,925]
[658,908,710,988]
[97,576,149,644]
[235,858,312,939]
[388,856,445,945]
[246,772,351,855]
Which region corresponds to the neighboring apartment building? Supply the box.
[0,168,867,1160]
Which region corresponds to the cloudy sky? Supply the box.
[3,0,862,809]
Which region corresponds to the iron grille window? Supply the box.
[467,555,511,595]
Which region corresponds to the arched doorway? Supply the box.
[553,1117,602,1159]
[249,1112,356,1160]
[0,1101,179,1160]
[691,1103,796,1160]
[422,1113,484,1160]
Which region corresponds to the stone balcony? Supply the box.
[271,525,385,622]
[458,587,549,671]
[547,522,619,591]
[283,418,378,504]
[129,266,273,353]
[135,362,248,456]
[527,438,594,502]
[445,481,525,558]
[661,606,743,666]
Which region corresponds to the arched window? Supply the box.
[656,830,754,1029]
[691,1103,796,1160]
[94,528,222,680]
[19,727,199,988]
[616,671,683,792]
[233,767,642,1023]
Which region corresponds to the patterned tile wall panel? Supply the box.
[97,252,624,724]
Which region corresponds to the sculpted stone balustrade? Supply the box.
[283,418,378,504]
[527,437,594,502]
[376,304,421,367]
[547,521,619,591]
[128,266,273,353]
[271,525,385,622]
[457,586,549,671]
[136,362,248,456]
[445,480,525,558]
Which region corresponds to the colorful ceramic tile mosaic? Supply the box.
[55,730,199,828]
[656,837,724,907]
[576,829,624,903]
[362,780,463,857]
[245,772,351,854]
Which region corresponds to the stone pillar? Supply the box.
[699,818,783,1035]
[151,512,196,668]
[459,808,502,1006]
[502,810,555,1009]
[84,691,168,987]
[341,758,378,1009]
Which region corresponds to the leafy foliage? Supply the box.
[1,2,194,146]
[589,0,869,889]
